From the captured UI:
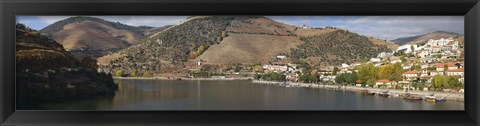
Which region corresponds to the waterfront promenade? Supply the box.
[252,80,464,102]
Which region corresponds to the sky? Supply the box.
[17,16,464,40]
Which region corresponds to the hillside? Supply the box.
[144,25,172,36]
[40,16,153,58]
[291,30,392,66]
[368,37,399,51]
[16,24,117,109]
[391,31,461,45]
[99,16,399,74]
[390,35,422,45]
[197,33,303,64]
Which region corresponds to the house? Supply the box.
[430,71,443,76]
[377,52,393,58]
[402,64,412,70]
[276,55,287,59]
[436,63,457,71]
[369,58,381,63]
[376,79,392,87]
[446,68,464,77]
[263,65,288,73]
[390,60,402,64]
[396,44,418,54]
[403,71,418,81]
[341,63,350,68]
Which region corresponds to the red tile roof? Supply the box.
[404,71,418,74]
[436,63,456,68]
[377,79,390,83]
[446,68,464,72]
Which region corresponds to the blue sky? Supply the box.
[17,16,464,40]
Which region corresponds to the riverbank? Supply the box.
[252,80,465,102]
[114,77,253,80]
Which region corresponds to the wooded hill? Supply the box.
[98,16,398,74]
[291,30,392,66]
[16,24,117,109]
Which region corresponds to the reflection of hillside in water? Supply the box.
[112,80,194,107]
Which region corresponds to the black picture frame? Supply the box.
[1,0,479,126]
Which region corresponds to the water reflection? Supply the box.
[42,79,464,110]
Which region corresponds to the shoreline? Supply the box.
[252,80,465,102]
[114,77,253,80]
[112,77,464,102]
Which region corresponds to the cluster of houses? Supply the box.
[258,37,464,92]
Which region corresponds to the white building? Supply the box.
[276,55,287,59]
[446,68,464,77]
[377,52,393,58]
[396,44,419,54]
[341,63,350,68]
[370,58,381,63]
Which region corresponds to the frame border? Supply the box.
[1,0,479,125]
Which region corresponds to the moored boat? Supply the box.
[424,96,437,102]
[378,91,390,97]
[403,93,423,101]
[436,97,447,102]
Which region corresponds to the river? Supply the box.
[40,79,464,110]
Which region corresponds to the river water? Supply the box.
[41,79,464,110]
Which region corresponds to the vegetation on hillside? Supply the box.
[16,23,117,109]
[291,30,391,66]
[104,16,248,74]
[40,16,153,36]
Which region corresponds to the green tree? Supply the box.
[115,70,124,77]
[253,74,261,79]
[400,56,407,63]
[432,75,447,91]
[366,79,376,87]
[130,71,137,77]
[332,67,339,75]
[444,64,449,71]
[446,76,462,89]
[345,73,358,84]
[309,74,320,83]
[253,65,264,73]
[357,63,378,84]
[335,73,345,84]
[142,71,153,77]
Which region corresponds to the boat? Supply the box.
[392,93,400,97]
[378,91,390,97]
[403,93,423,101]
[424,96,437,102]
[436,97,447,102]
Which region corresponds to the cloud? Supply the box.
[269,16,464,40]
[17,16,463,40]
[17,16,188,30]
[94,16,188,27]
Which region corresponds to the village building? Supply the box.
[369,58,381,63]
[276,55,287,59]
[445,67,464,77]
[403,71,418,81]
[435,63,458,71]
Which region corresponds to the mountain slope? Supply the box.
[368,37,399,51]
[391,31,461,45]
[99,16,399,74]
[40,16,153,57]
[16,24,117,109]
[291,30,392,66]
